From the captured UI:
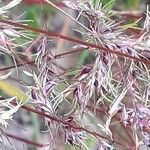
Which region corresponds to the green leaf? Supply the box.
[103,0,116,10]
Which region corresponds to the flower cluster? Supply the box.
[0,0,150,149]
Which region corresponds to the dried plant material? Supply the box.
[0,0,22,14]
[0,0,150,149]
[0,97,22,127]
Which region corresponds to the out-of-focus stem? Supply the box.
[5,132,44,147]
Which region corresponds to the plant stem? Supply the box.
[0,19,149,65]
[5,132,44,147]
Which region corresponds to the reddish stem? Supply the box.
[11,102,126,147]
[0,61,34,72]
[87,104,135,146]
[54,47,89,59]
[0,47,88,72]
[0,19,149,65]
[6,132,44,147]
[23,0,64,6]
[114,11,143,19]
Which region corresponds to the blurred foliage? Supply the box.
[25,4,55,27]
[25,5,40,27]
[124,0,140,9]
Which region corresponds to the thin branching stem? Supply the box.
[0,47,88,72]
[0,19,149,65]
[5,132,44,147]
[10,101,130,147]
